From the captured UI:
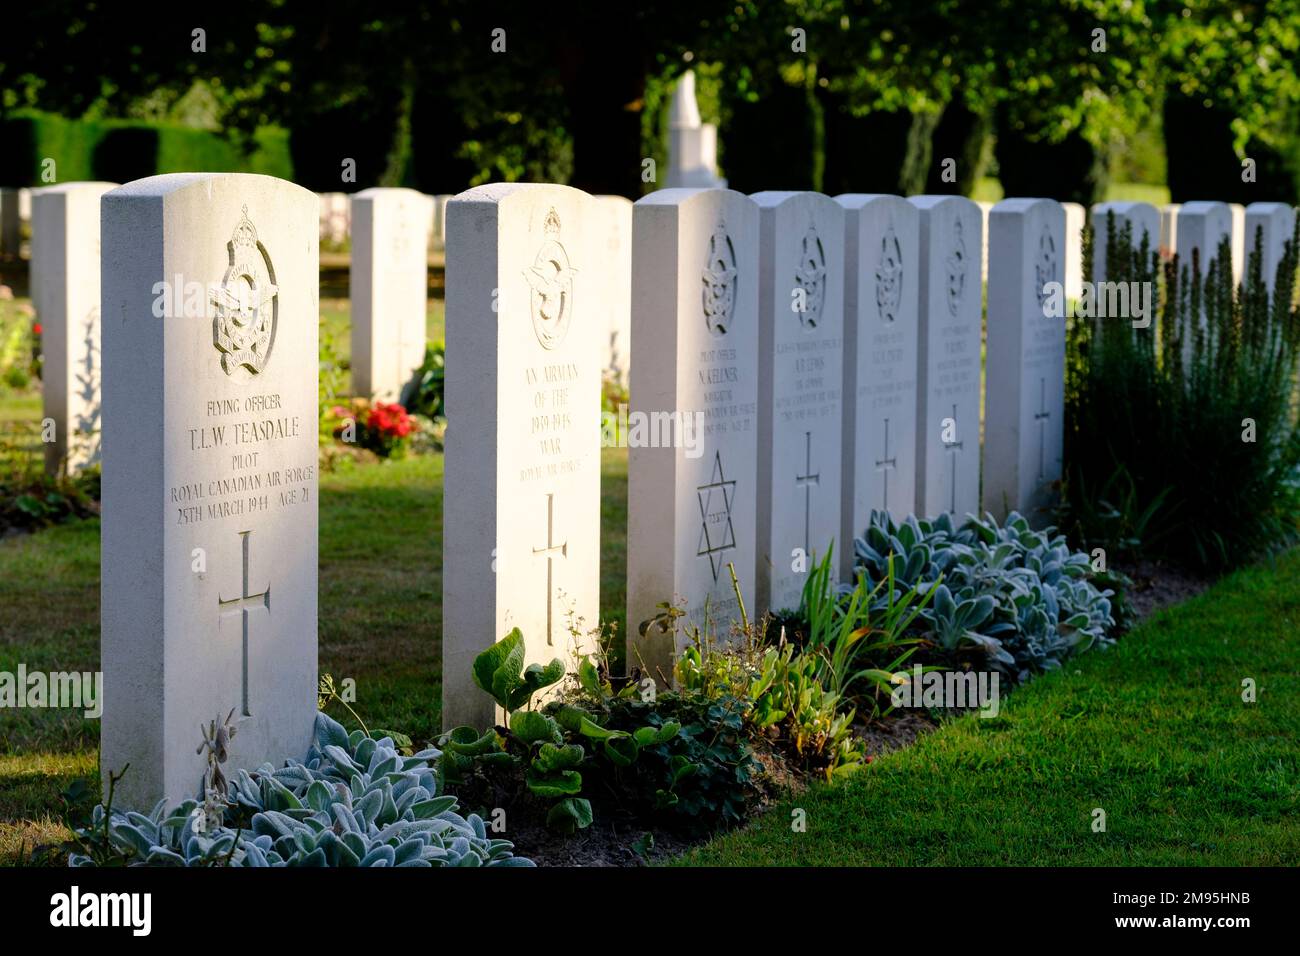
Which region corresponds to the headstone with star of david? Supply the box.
[99,173,319,810]
[836,194,920,576]
[31,182,117,475]
[750,191,844,614]
[442,184,604,730]
[625,189,759,685]
[910,195,983,520]
[350,188,433,402]
[982,197,1066,525]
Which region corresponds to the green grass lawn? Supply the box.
[0,446,628,861]
[679,549,1300,866]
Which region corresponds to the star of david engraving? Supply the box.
[211,205,278,377]
[696,451,737,582]
[702,219,738,336]
[946,217,968,317]
[793,221,827,329]
[522,208,577,350]
[875,224,903,324]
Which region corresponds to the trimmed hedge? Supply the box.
[0,110,292,186]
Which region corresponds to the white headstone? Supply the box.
[596,195,634,388]
[975,200,993,281]
[666,71,726,189]
[1244,201,1297,294]
[18,187,32,223]
[1175,201,1232,277]
[428,193,453,251]
[0,188,19,257]
[101,173,319,810]
[1229,202,1246,284]
[1159,203,1180,260]
[837,193,919,576]
[626,188,758,683]
[319,192,349,245]
[983,198,1066,524]
[1090,201,1160,282]
[350,187,432,402]
[1062,202,1085,301]
[751,191,844,613]
[910,195,983,519]
[443,184,603,729]
[31,182,116,474]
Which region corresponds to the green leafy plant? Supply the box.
[63,713,530,866]
[399,342,445,421]
[852,510,1119,682]
[1064,212,1300,569]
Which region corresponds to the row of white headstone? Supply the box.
[27,172,1296,814]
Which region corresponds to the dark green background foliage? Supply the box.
[2,2,1299,200]
[1064,213,1300,569]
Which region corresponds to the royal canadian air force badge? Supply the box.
[211,205,278,376]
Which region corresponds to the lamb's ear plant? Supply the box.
[64,713,532,867]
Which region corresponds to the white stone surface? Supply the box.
[666,71,726,189]
[596,195,634,387]
[1230,202,1246,284]
[0,188,19,256]
[443,184,603,729]
[1175,201,1232,278]
[349,187,432,401]
[752,191,843,613]
[982,198,1066,524]
[910,195,982,519]
[1062,202,1085,300]
[1159,203,1180,260]
[18,187,32,223]
[627,188,758,683]
[837,194,919,577]
[31,182,116,474]
[1090,201,1160,281]
[319,192,349,244]
[975,200,993,281]
[428,193,453,251]
[1244,201,1297,294]
[100,173,319,810]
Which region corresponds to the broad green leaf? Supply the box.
[510,709,562,746]
[472,628,526,709]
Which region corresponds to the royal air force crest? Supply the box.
[523,208,577,350]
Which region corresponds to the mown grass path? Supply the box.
[680,550,1300,865]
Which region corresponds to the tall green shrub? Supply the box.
[1064,212,1300,568]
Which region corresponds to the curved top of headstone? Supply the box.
[353,186,428,200]
[834,193,908,210]
[908,194,980,213]
[452,182,594,207]
[105,172,315,203]
[669,69,703,128]
[1092,200,1158,215]
[32,181,118,196]
[1179,200,1230,215]
[991,197,1061,214]
[635,187,749,209]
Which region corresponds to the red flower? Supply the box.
[32,323,42,336]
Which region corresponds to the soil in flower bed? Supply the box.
[1114,558,1216,621]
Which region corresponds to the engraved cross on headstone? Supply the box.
[1033,376,1050,482]
[532,493,568,646]
[943,404,964,515]
[217,530,271,718]
[795,431,820,554]
[874,417,898,511]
